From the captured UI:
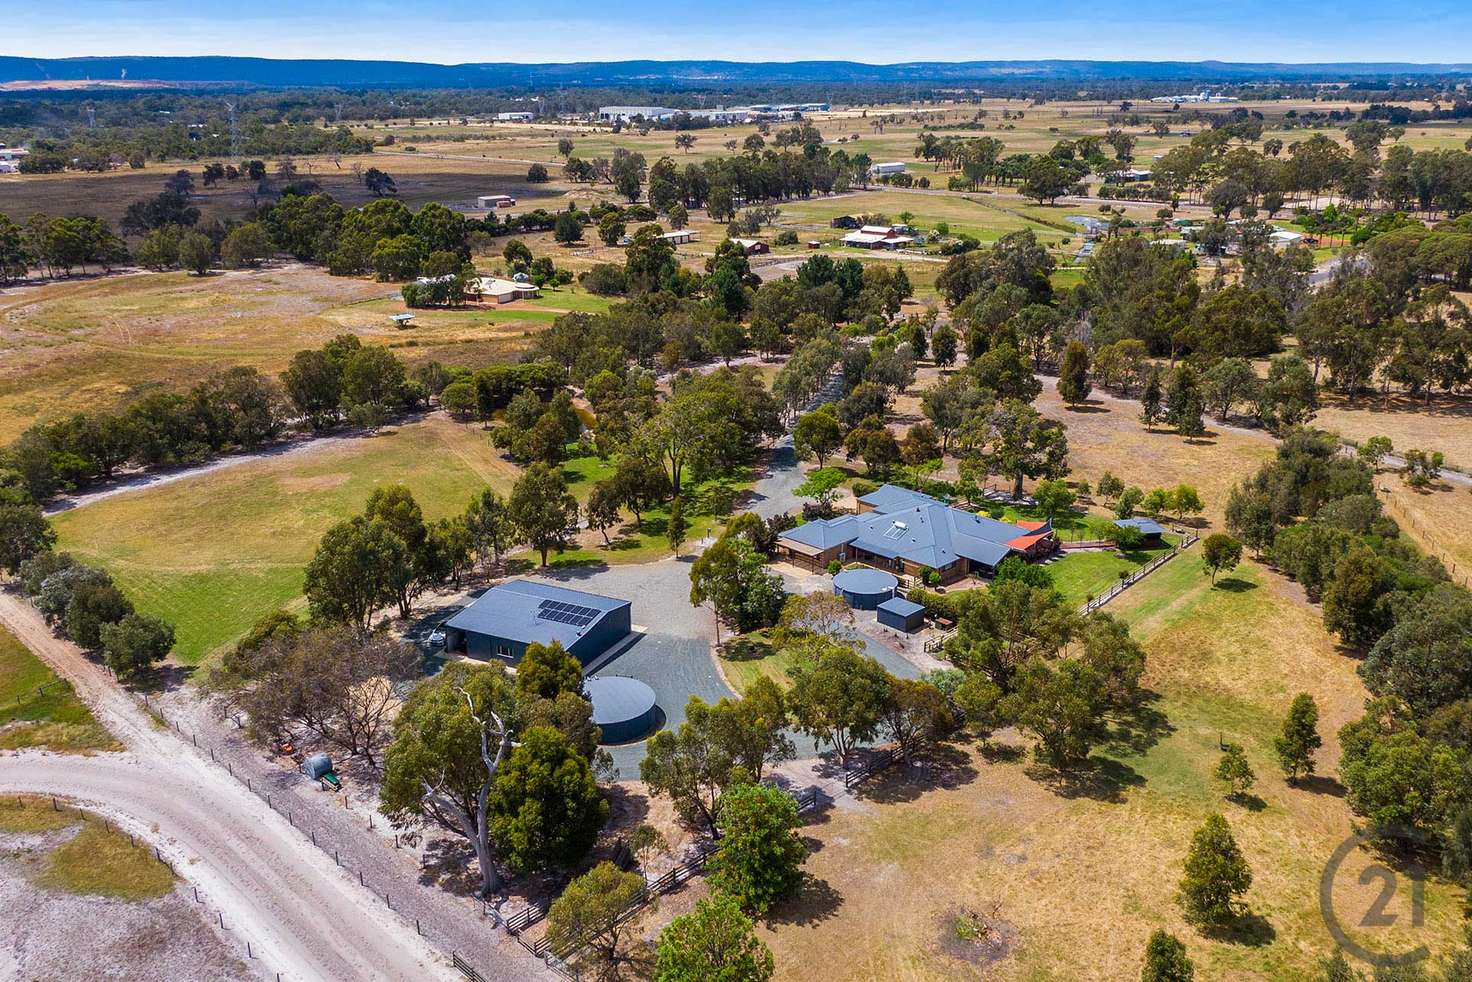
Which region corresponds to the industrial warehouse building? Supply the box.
[443,580,632,665]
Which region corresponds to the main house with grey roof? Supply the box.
[775,484,1057,584]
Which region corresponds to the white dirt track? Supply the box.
[0,592,456,982]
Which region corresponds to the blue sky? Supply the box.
[8,0,1472,64]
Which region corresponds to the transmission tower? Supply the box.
[86,104,96,128]
[224,101,240,157]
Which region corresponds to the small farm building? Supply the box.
[877,596,925,632]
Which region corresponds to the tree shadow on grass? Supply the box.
[1212,576,1258,593]
[1027,755,1145,804]
[1101,690,1175,758]
[1226,791,1268,813]
[1203,911,1276,947]
[856,743,979,805]
[1064,400,1111,414]
[765,874,843,928]
[976,739,1026,765]
[1293,774,1346,798]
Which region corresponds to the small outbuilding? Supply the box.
[1113,517,1167,543]
[833,567,899,610]
[877,596,925,632]
[586,676,659,744]
[729,238,769,255]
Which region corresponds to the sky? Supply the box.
[8,0,1472,65]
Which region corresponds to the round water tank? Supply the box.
[586,676,659,744]
[832,567,899,609]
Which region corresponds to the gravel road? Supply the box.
[0,591,472,982]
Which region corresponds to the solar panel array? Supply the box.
[882,523,907,540]
[536,599,601,628]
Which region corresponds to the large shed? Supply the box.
[443,580,631,665]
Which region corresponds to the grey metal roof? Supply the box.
[1114,517,1168,536]
[781,515,860,551]
[445,580,629,648]
[856,484,940,514]
[780,485,1039,570]
[878,596,924,617]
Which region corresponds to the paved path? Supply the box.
[0,591,539,982]
[747,435,806,520]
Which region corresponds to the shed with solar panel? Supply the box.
[442,580,632,665]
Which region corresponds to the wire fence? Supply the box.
[10,794,298,982]
[0,678,69,719]
[115,685,501,982]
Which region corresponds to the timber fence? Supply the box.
[1078,531,1199,616]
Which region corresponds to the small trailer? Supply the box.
[301,752,341,791]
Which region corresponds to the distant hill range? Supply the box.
[2,56,1470,89]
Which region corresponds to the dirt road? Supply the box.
[0,593,459,981]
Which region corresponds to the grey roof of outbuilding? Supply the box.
[444,580,629,649]
[878,596,924,617]
[1114,517,1168,536]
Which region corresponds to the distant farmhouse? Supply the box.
[477,194,517,209]
[0,145,26,174]
[443,580,632,665]
[842,224,916,250]
[495,112,535,122]
[477,276,540,304]
[776,484,1057,584]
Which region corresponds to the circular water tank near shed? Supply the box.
[586,676,659,744]
[832,568,899,609]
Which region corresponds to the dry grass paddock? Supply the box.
[739,552,1466,982]
[0,262,579,441]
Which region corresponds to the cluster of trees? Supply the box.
[931,576,1148,768]
[14,123,373,174]
[0,211,128,281]
[1113,124,1472,217]
[4,335,425,502]
[1094,472,1205,527]
[11,535,174,684]
[377,647,611,896]
[563,136,873,216]
[1226,429,1472,892]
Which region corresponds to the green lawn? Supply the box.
[52,415,524,665]
[715,632,807,694]
[0,627,117,753]
[524,468,754,570]
[1044,537,1178,607]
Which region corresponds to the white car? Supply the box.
[427,628,446,647]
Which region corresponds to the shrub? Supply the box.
[826,559,842,575]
